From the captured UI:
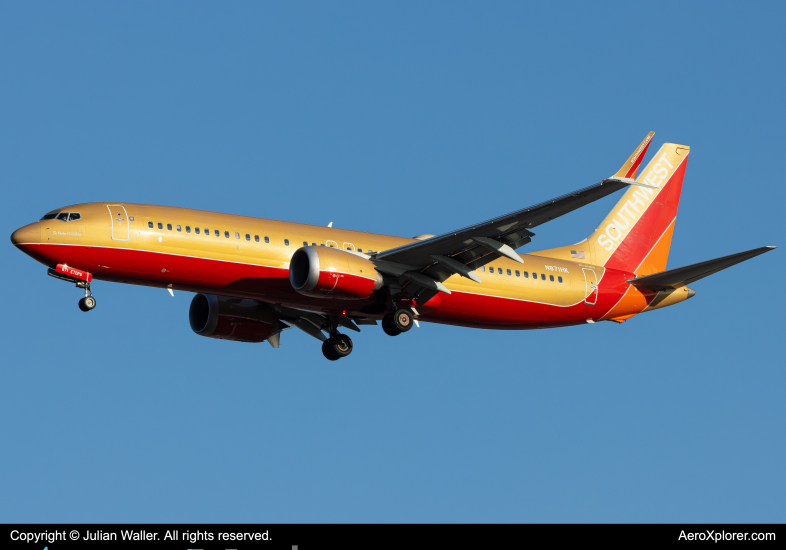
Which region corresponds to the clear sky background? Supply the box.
[1,1,784,523]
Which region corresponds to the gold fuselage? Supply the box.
[14,201,683,328]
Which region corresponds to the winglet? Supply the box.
[612,131,655,179]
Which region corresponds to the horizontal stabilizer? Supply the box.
[628,246,776,290]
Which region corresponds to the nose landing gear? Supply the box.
[47,266,96,312]
[78,290,96,312]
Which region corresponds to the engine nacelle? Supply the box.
[289,246,383,300]
[189,294,279,343]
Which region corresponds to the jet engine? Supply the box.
[189,294,280,343]
[289,246,383,300]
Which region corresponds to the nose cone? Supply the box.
[10,223,39,247]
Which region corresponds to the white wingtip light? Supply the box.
[167,286,174,296]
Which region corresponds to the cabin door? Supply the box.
[582,268,598,306]
[106,204,130,241]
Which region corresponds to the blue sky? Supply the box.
[1,1,784,522]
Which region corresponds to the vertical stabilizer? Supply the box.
[589,143,689,274]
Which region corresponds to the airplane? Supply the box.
[10,133,775,360]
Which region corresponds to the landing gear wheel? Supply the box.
[322,339,340,361]
[331,334,353,358]
[78,296,96,312]
[392,309,414,332]
[382,314,401,336]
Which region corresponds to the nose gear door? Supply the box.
[106,204,130,241]
[582,268,598,306]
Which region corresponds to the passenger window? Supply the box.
[541,273,546,281]
[215,229,220,237]
[167,223,172,231]
[224,231,230,238]
[284,239,290,246]
[186,226,191,233]
[507,269,512,276]
[515,270,520,277]
[558,276,563,283]
[524,271,529,278]
[320,243,325,246]
[69,213,81,221]
[498,268,503,274]
[549,275,554,282]
[148,221,154,228]
[234,232,240,239]
[246,234,251,241]
[480,266,485,272]
[312,242,316,246]
[264,236,270,243]
[254,235,259,242]
[158,222,163,229]
[195,227,200,234]
[532,272,537,279]
[57,213,69,221]
[176,225,182,232]
[358,248,362,252]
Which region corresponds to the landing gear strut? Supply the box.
[321,316,353,360]
[47,266,97,312]
[382,309,413,336]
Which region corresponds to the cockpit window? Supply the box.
[42,212,81,222]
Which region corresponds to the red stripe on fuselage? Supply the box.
[22,242,639,328]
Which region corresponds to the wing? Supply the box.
[367,132,657,306]
[377,178,631,268]
[369,178,642,304]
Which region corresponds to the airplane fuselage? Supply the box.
[11,201,678,329]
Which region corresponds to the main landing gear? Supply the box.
[322,334,353,361]
[316,308,413,361]
[381,308,414,336]
[321,316,353,361]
